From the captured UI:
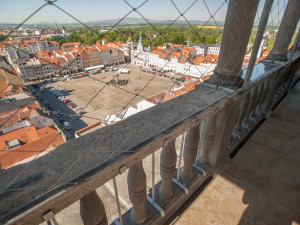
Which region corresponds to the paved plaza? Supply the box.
[46,64,185,124]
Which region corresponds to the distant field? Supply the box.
[197,26,219,29]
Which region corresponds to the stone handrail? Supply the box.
[0,53,299,225]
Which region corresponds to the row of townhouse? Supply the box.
[191,43,221,56]
[13,57,54,81]
[5,40,126,81]
[131,37,218,78]
[1,37,59,59]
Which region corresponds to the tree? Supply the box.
[0,34,5,41]
[144,38,151,47]
[58,39,66,46]
[156,36,165,46]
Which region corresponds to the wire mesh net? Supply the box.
[0,0,299,223]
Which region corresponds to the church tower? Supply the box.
[137,28,144,52]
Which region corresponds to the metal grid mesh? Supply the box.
[0,0,298,222]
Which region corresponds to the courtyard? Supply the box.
[45,64,187,125]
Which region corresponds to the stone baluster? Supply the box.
[234,92,250,132]
[249,82,264,119]
[244,86,259,124]
[80,190,108,225]
[256,81,268,115]
[197,115,216,166]
[261,75,280,115]
[181,125,200,179]
[159,140,176,198]
[208,0,259,89]
[128,161,147,224]
[266,0,300,62]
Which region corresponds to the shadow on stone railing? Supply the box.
[0,54,299,225]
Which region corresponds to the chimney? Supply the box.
[3,139,10,150]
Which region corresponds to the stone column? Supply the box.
[159,140,176,198]
[197,115,216,165]
[244,85,258,125]
[208,0,260,89]
[80,191,108,225]
[128,161,147,224]
[261,75,280,115]
[181,125,200,180]
[234,93,250,132]
[256,81,268,115]
[267,0,300,61]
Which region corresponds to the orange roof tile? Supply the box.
[0,127,64,169]
[62,42,81,47]
[0,107,43,128]
[96,45,109,51]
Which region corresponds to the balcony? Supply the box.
[0,0,300,225]
[175,81,300,225]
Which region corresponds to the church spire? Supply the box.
[138,28,142,43]
[137,28,144,52]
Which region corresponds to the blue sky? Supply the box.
[0,0,230,24]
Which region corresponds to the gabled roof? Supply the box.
[0,85,27,99]
[0,106,47,128]
[62,42,81,47]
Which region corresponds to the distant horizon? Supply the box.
[0,17,226,26]
[0,0,230,24]
[0,0,286,27]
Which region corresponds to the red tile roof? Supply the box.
[0,126,64,169]
[0,85,28,99]
[0,106,42,128]
[62,42,81,47]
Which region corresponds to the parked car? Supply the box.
[58,96,65,100]
[73,107,81,111]
[57,115,63,122]
[69,104,77,109]
[63,99,70,103]
[63,121,71,130]
[67,102,74,107]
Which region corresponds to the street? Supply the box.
[28,83,88,140]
